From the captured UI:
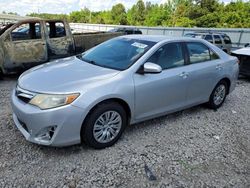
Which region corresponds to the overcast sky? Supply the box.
[0,0,244,16]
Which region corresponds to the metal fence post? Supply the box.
[238,30,244,47]
[182,29,185,36]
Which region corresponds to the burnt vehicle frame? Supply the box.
[0,18,122,75]
[231,45,250,77]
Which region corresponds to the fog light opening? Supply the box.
[49,126,55,138]
[35,126,57,142]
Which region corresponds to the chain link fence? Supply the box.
[70,23,250,48]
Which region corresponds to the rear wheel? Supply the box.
[0,69,3,80]
[81,102,127,149]
[207,80,228,109]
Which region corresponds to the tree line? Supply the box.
[27,0,250,28]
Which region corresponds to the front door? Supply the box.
[5,21,48,66]
[133,42,189,121]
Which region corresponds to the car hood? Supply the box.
[232,47,250,56]
[18,56,120,93]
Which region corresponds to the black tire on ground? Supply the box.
[207,80,228,109]
[81,101,127,149]
[0,69,3,80]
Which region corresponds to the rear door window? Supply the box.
[46,22,66,38]
[214,35,222,44]
[222,35,232,44]
[204,35,213,43]
[186,42,219,64]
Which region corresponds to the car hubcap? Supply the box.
[213,84,226,106]
[93,111,122,143]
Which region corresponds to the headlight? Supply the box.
[29,93,79,110]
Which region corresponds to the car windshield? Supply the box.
[77,38,156,70]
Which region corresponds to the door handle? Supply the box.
[179,72,189,79]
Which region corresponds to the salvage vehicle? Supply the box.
[184,32,232,54]
[11,35,239,149]
[108,27,142,35]
[0,19,122,76]
[231,44,250,77]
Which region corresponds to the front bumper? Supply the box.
[11,90,87,147]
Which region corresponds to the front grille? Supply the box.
[15,86,35,103]
[17,96,31,103]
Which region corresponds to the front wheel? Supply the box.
[207,80,228,109]
[81,102,127,149]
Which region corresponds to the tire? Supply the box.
[207,80,228,109]
[81,102,127,149]
[0,69,3,80]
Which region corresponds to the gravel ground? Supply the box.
[0,76,249,188]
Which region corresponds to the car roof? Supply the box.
[119,35,205,43]
[185,32,228,36]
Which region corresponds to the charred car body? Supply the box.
[231,45,250,77]
[0,19,122,75]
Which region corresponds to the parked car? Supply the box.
[108,27,142,35]
[184,32,232,54]
[0,19,122,76]
[231,44,250,77]
[11,35,239,148]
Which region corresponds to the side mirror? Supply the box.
[142,62,162,74]
[244,43,249,47]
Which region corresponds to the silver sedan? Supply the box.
[11,35,239,148]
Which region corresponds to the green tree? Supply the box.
[144,4,171,26]
[28,13,68,20]
[69,8,91,23]
[26,0,250,28]
[111,4,127,25]
[127,0,146,25]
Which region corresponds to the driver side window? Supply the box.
[147,43,185,70]
[11,22,41,41]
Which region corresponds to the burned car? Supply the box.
[0,19,122,76]
[231,45,250,77]
[0,19,75,75]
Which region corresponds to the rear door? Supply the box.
[184,42,222,104]
[45,21,74,59]
[133,42,189,121]
[221,35,232,53]
[213,34,224,50]
[5,21,48,66]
